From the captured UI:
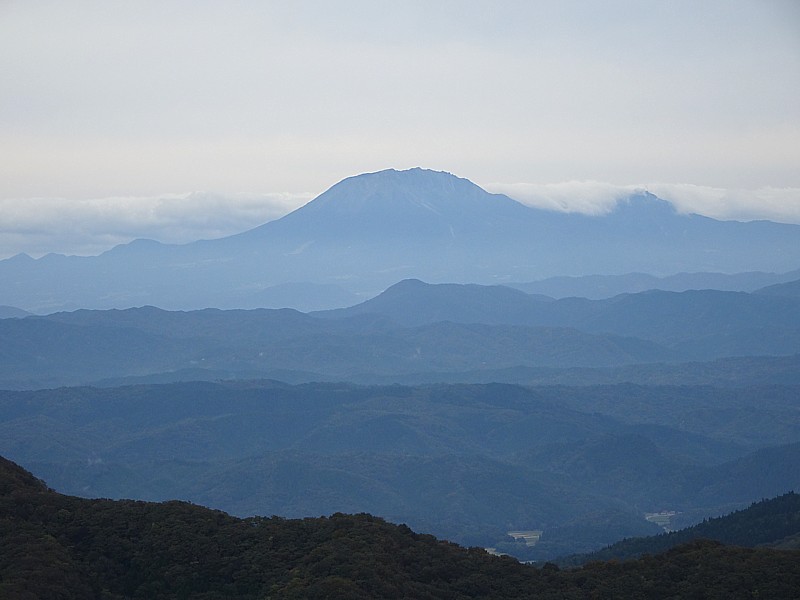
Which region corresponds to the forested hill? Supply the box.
[2,456,800,599]
[562,492,800,566]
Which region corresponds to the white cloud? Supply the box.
[0,192,310,259]
[486,181,800,225]
[484,182,640,215]
[645,184,800,224]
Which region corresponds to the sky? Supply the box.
[1,0,799,258]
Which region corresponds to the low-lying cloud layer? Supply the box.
[0,192,311,259]
[1,184,798,260]
[486,182,800,225]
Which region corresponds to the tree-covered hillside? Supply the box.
[2,456,799,599]
[562,491,800,565]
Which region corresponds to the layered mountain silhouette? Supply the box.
[318,279,800,358]
[2,168,800,312]
[510,269,800,299]
[2,280,799,388]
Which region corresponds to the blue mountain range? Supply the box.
[2,168,799,312]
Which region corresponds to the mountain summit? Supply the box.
[2,168,800,311]
[290,168,515,217]
[234,168,533,243]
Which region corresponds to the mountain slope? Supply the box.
[755,278,800,298]
[0,455,543,600]
[3,455,800,599]
[562,492,800,565]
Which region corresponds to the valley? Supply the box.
[1,378,797,560]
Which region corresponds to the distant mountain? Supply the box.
[755,278,800,298]
[2,168,800,312]
[318,280,800,361]
[350,355,800,388]
[545,383,800,451]
[315,278,554,325]
[233,166,534,245]
[565,289,800,359]
[0,307,676,389]
[509,269,800,299]
[2,279,799,388]
[0,305,30,318]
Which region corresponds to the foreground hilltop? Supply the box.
[2,456,799,599]
[3,168,800,312]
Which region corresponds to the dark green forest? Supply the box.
[2,456,799,599]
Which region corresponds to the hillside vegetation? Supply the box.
[562,492,800,565]
[2,456,799,599]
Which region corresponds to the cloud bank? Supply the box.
[486,182,800,225]
[0,192,311,259]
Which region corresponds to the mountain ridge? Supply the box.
[510,269,800,299]
[317,280,800,354]
[3,281,799,388]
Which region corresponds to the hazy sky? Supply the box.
[1,0,799,257]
